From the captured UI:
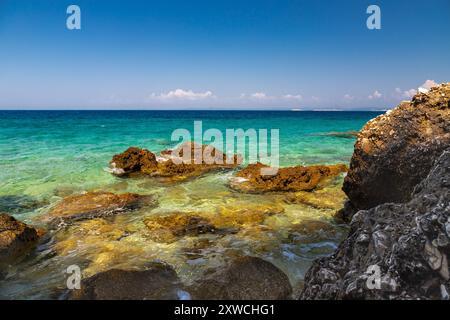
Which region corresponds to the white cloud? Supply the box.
[240,92,303,102]
[150,89,215,101]
[394,80,438,100]
[343,94,354,101]
[395,87,417,99]
[250,92,269,99]
[420,79,438,90]
[282,94,303,101]
[368,90,382,99]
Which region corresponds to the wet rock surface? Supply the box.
[0,213,41,268]
[47,192,155,223]
[343,83,450,210]
[230,162,347,193]
[300,150,450,300]
[68,262,183,300]
[110,142,241,182]
[189,257,293,299]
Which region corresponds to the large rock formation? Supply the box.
[189,257,293,299]
[343,83,450,210]
[47,192,155,223]
[68,262,184,300]
[300,149,450,300]
[110,142,241,182]
[0,213,41,268]
[230,162,347,193]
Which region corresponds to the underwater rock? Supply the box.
[110,142,241,182]
[300,150,450,300]
[0,195,47,214]
[212,205,284,229]
[284,185,347,210]
[68,262,183,300]
[189,256,292,300]
[47,192,155,223]
[317,131,359,138]
[0,213,41,268]
[144,213,221,243]
[144,212,239,243]
[287,219,342,245]
[230,162,347,193]
[343,83,450,210]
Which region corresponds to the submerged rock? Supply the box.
[144,213,228,243]
[47,192,155,223]
[317,131,359,139]
[144,204,283,243]
[343,83,450,210]
[0,213,42,268]
[189,257,292,299]
[110,142,241,182]
[300,150,450,300]
[68,262,183,300]
[230,162,347,193]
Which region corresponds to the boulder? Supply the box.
[110,147,158,176]
[110,142,241,181]
[300,150,450,300]
[68,262,183,300]
[230,162,347,193]
[343,83,450,210]
[47,192,155,223]
[189,257,293,300]
[0,213,41,267]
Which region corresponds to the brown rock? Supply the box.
[110,147,158,176]
[190,256,292,299]
[230,162,348,193]
[68,262,183,300]
[144,213,218,243]
[48,192,155,223]
[110,142,241,182]
[343,83,450,210]
[0,213,41,267]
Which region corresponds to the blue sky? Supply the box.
[0,0,449,110]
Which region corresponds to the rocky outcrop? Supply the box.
[68,262,184,300]
[189,257,293,299]
[300,150,450,300]
[230,162,347,193]
[0,213,42,268]
[343,83,450,210]
[47,192,155,223]
[110,142,241,182]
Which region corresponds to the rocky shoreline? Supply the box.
[1,84,448,300]
[300,83,450,299]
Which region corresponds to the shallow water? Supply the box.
[0,110,380,299]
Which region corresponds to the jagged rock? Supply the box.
[343,83,450,210]
[110,142,241,181]
[300,150,450,300]
[68,262,183,300]
[230,162,347,193]
[0,213,41,268]
[47,192,155,223]
[110,147,158,176]
[189,257,293,299]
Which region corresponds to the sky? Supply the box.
[0,0,449,110]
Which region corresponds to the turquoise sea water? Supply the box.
[0,110,381,299]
